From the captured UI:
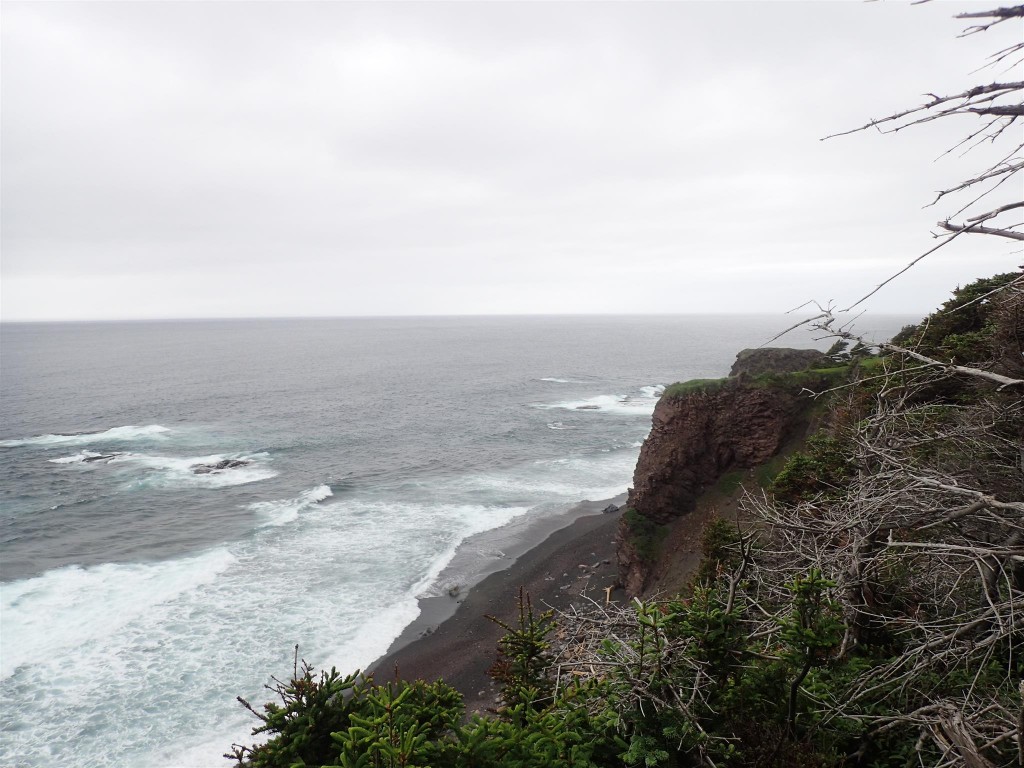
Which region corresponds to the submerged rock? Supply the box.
[191,459,251,474]
[83,453,119,463]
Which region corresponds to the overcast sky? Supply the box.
[2,1,1020,321]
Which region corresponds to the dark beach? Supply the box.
[370,496,627,713]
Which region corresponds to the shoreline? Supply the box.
[369,492,627,712]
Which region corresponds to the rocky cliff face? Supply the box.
[627,384,806,525]
[617,356,828,595]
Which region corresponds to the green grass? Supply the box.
[662,378,730,399]
[747,366,851,391]
[857,356,885,371]
[660,360,875,403]
[754,452,793,487]
[623,508,667,564]
[715,469,746,495]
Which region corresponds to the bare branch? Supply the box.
[839,231,966,312]
[937,220,1024,240]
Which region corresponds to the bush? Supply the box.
[694,515,741,584]
[770,433,853,503]
[227,656,463,768]
[891,272,1020,366]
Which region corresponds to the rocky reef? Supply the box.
[190,458,251,474]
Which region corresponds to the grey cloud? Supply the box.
[2,1,1019,319]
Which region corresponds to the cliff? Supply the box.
[617,349,835,594]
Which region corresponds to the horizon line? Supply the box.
[0,310,924,325]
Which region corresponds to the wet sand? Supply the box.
[369,497,626,713]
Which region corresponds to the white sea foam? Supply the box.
[0,424,171,448]
[1,494,514,767]
[535,384,664,416]
[546,422,574,430]
[1,447,636,768]
[251,484,334,527]
[2,415,645,767]
[452,443,639,508]
[46,449,277,487]
[111,452,277,488]
[161,595,425,768]
[48,450,115,464]
[1,547,236,680]
[407,503,532,597]
[539,377,575,383]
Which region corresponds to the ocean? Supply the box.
[0,315,910,766]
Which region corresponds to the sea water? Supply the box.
[0,315,909,766]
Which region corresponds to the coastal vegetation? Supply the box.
[660,366,857,403]
[661,379,730,399]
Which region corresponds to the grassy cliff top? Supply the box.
[661,363,856,400]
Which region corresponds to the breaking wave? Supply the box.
[0,425,171,448]
[112,452,277,489]
[1,547,236,680]
[250,485,334,527]
[47,450,121,464]
[534,384,665,416]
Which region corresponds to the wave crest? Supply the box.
[1,425,170,448]
[48,451,120,464]
[250,484,334,527]
[1,547,236,680]
[534,384,665,416]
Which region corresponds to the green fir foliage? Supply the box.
[891,271,1019,365]
[486,587,556,709]
[771,433,853,503]
[694,515,741,584]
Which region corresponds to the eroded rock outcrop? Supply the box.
[617,360,828,594]
[628,384,805,524]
